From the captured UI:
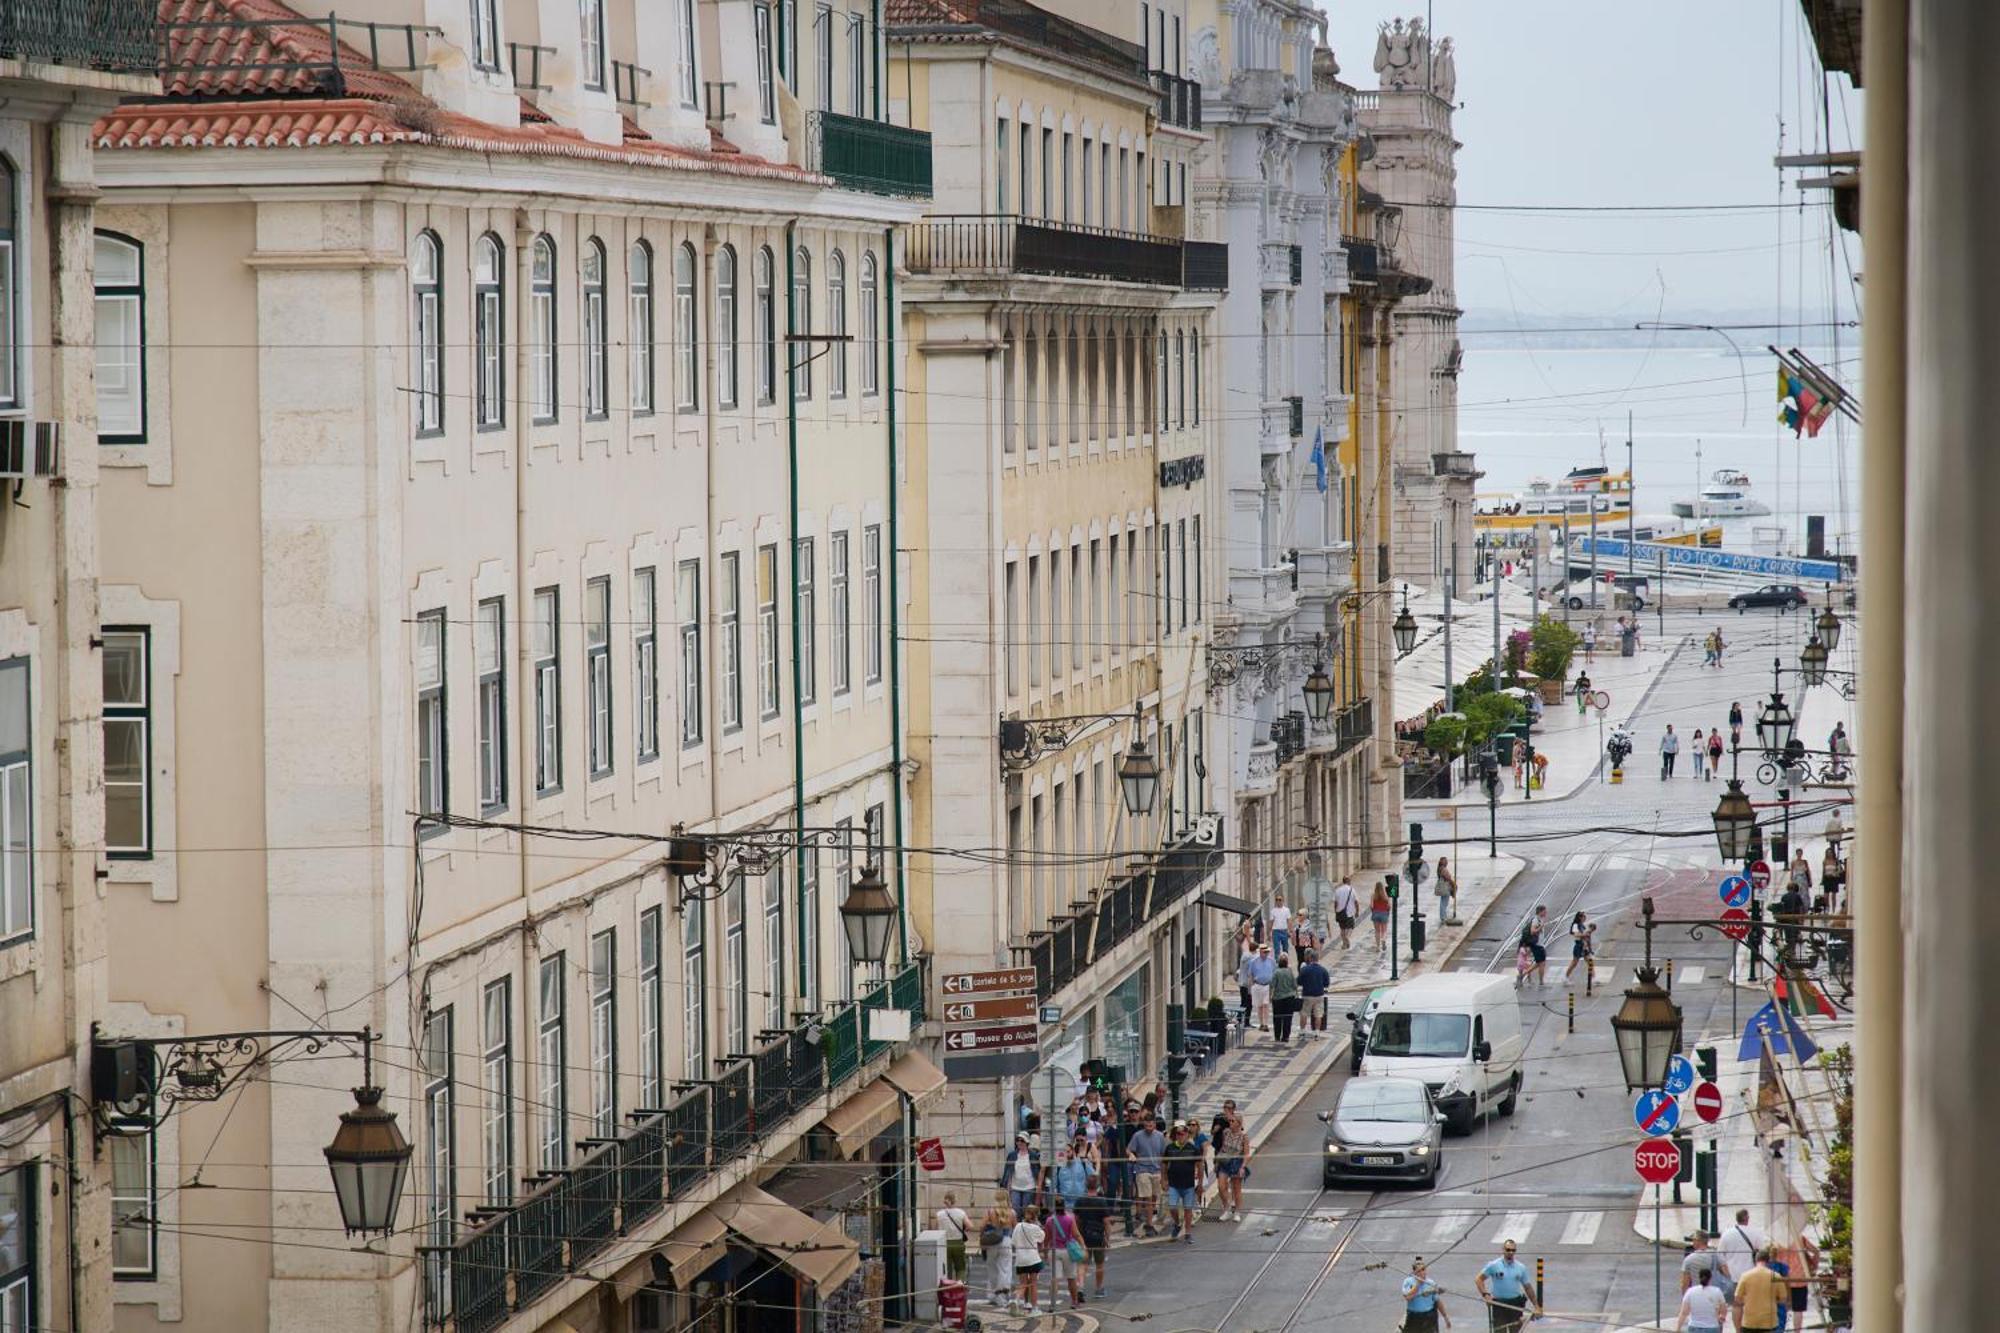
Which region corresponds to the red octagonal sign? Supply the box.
[1692,1081,1724,1124]
[1718,907,1751,942]
[1635,1139,1683,1184]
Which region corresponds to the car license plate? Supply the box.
[1360,1155,1397,1166]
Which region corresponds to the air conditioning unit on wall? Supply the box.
[0,420,60,480]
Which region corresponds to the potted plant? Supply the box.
[1813,1046,1854,1325]
[1529,616,1582,704]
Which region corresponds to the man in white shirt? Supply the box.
[1269,893,1293,960]
[936,1193,971,1281]
[1716,1209,1769,1291]
[1331,878,1360,950]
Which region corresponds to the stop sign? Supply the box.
[1748,859,1771,892]
[1635,1139,1683,1184]
[1692,1082,1724,1124]
[1718,907,1750,942]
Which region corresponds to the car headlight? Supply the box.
[1410,1144,1431,1157]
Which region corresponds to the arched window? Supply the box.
[530,236,557,423]
[412,230,444,436]
[715,245,738,409]
[674,242,699,410]
[859,252,879,397]
[474,234,505,428]
[826,249,847,399]
[0,158,17,408]
[582,239,608,419]
[628,241,654,414]
[1174,329,1185,430]
[754,247,776,405]
[94,232,145,441]
[790,246,812,401]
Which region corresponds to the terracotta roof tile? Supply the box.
[883,0,979,23]
[160,0,417,100]
[97,98,421,148]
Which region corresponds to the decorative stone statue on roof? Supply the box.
[1432,36,1457,101]
[1373,17,1428,90]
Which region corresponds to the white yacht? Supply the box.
[1672,469,1771,518]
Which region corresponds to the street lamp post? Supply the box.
[839,864,900,971]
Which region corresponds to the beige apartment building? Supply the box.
[888,0,1227,1159]
[0,6,160,1333]
[88,0,942,1330]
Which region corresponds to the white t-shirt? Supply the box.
[937,1206,968,1241]
[1717,1222,1768,1282]
[1333,883,1359,917]
[1011,1221,1044,1266]
[1009,1154,1036,1191]
[1679,1283,1730,1327]
[1269,904,1292,932]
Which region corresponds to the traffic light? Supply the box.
[1385,872,1399,901]
[1696,1045,1718,1083]
[1408,820,1425,865]
[1080,1059,1124,1099]
[1770,830,1790,868]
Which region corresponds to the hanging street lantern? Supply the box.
[838,864,899,965]
[323,1084,414,1236]
[1816,599,1842,654]
[1711,778,1758,862]
[1118,737,1160,817]
[1392,585,1419,657]
[1799,635,1829,687]
[1755,670,1797,759]
[1303,662,1336,723]
[1611,967,1685,1093]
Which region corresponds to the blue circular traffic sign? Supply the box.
[1719,875,1752,909]
[1663,1053,1697,1097]
[1633,1088,1682,1137]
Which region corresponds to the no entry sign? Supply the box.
[1718,875,1752,909]
[1635,1139,1684,1184]
[1748,860,1772,892]
[1719,907,1751,942]
[1692,1081,1724,1124]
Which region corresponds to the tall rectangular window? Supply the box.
[588,929,617,1136]
[863,802,885,871]
[1088,539,1102,663]
[579,0,605,89]
[481,978,512,1205]
[638,908,663,1107]
[470,0,499,69]
[719,552,742,733]
[827,251,848,398]
[586,576,613,777]
[1040,128,1053,220]
[848,13,866,116]
[679,0,700,106]
[1081,138,1093,225]
[725,873,748,1054]
[629,243,655,413]
[814,4,833,111]
[755,247,777,405]
[1061,132,1073,222]
[758,545,781,718]
[531,237,557,423]
[755,4,777,123]
[1108,534,1122,661]
[1193,516,1204,620]
[1177,518,1189,629]
[835,816,854,889]
[110,1129,156,1279]
[1069,544,1084,670]
[422,1009,455,1288]
[411,233,443,436]
[1,1166,32,1324]
[716,246,739,410]
[675,244,700,411]
[633,568,659,762]
[582,240,608,419]
[859,254,879,397]
[830,530,851,696]
[1192,331,1201,424]
[1020,124,1032,218]
[94,233,145,442]
[416,610,447,819]
[996,118,1009,212]
[475,235,505,427]
[682,901,706,1079]
[477,600,506,811]
[0,660,29,944]
[762,867,785,1030]
[1046,547,1062,686]
[796,538,817,705]
[799,845,819,1009]
[534,589,561,794]
[678,560,703,747]
[1124,536,1138,646]
[537,955,566,1169]
[102,628,150,856]
[1026,555,1041,688]
[1003,559,1020,695]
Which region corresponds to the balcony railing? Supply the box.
[611,58,651,108]
[1334,698,1374,759]
[422,958,927,1330]
[1342,236,1380,283]
[812,110,934,198]
[1182,240,1228,291]
[1151,70,1202,130]
[905,214,1184,287]
[161,13,436,91]
[1290,244,1303,286]
[507,40,553,92]
[1287,395,1305,438]
[2,0,160,73]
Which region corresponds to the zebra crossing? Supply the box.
[1424,1206,1607,1249]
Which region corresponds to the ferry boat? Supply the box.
[1672,469,1772,519]
[1474,467,1722,546]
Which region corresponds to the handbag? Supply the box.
[1057,1215,1086,1263]
[979,1221,1003,1250]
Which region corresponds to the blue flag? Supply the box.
[1738,1000,1819,1063]
[1309,427,1328,494]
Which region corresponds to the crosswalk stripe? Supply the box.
[1677,965,1706,985]
[1490,1211,1536,1246]
[1558,1211,1603,1247]
[1565,852,1595,872]
[1429,1210,1473,1244]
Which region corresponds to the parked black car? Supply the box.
[1729,583,1810,611]
[1346,986,1392,1074]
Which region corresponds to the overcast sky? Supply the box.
[1318,1,1863,322]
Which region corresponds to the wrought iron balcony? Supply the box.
[2,0,155,73]
[1342,236,1380,283]
[1151,70,1202,129]
[1182,239,1229,291]
[812,110,934,198]
[1288,395,1305,438]
[905,214,1184,287]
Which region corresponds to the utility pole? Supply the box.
[1493,552,1503,683]
[1561,508,1571,626]
[1626,410,1637,578]
[1589,493,1600,609]
[1443,565,1455,713]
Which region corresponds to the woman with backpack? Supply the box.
[981,1192,1017,1308]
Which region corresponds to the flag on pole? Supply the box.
[1777,367,1804,435]
[1309,427,1328,494]
[1739,999,1820,1063]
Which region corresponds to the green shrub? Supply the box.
[1529,615,1583,683]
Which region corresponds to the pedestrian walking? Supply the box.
[1269,891,1292,960]
[1045,1201,1086,1308]
[981,1192,1017,1307]
[1075,1189,1111,1298]
[1370,881,1393,955]
[1270,954,1299,1043]
[1161,1121,1204,1243]
[1052,1147,1090,1211]
[1575,670,1593,714]
[1713,626,1727,667]
[1333,876,1360,950]
[1511,736,1527,787]
[1435,856,1460,926]
[1733,1248,1785,1333]
[1690,729,1707,780]
[1680,1230,1735,1303]
[1703,629,1718,667]
[1822,845,1845,913]
[1298,950,1331,1032]
[1676,1264,1730,1333]
[999,1133,1042,1215]
[1660,723,1680,778]
[1564,910,1597,984]
[1010,1206,1046,1311]
[1127,1115,1165,1236]
[1582,622,1597,664]
[1401,1257,1452,1332]
[1476,1239,1539,1332]
[1250,943,1276,1031]
[1708,728,1725,778]
[1531,750,1548,792]
[1213,1103,1249,1219]
[1728,702,1744,745]
[1235,937,1256,1030]
[1717,1210,1769,1294]
[1516,905,1549,989]
[937,1192,970,1282]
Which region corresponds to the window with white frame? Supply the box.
[412,231,444,436]
[0,660,29,945]
[778,0,796,86]
[638,907,663,1107]
[848,12,866,116]
[1089,539,1102,663]
[830,530,850,696]
[716,245,738,410]
[679,0,700,106]
[719,552,742,732]
[629,241,654,414]
[95,232,145,442]
[757,545,780,719]
[533,589,561,794]
[1174,330,1186,429]
[475,235,505,428]
[0,160,19,409]
[814,4,832,111]
[470,0,500,69]
[996,117,1009,212]
[675,242,699,410]
[1046,548,1061,684]
[102,628,150,856]
[633,568,658,762]
[826,250,847,398]
[682,900,706,1079]
[790,246,813,399]
[1025,554,1041,689]
[677,560,702,747]
[588,929,617,1136]
[859,252,879,396]
[863,524,883,685]
[754,4,776,123]
[725,872,747,1054]
[585,576,612,777]
[110,1128,156,1279]
[1003,558,1019,696]
[755,247,777,404]
[476,599,506,811]
[416,610,447,819]
[582,239,608,419]
[863,802,884,873]
[0,1165,30,1324]
[422,1008,455,1291]
[1070,542,1084,670]
[530,236,557,423]
[536,955,566,1169]
[834,816,854,996]
[481,977,512,1205]
[762,866,784,1030]
[796,537,816,705]
[799,844,819,1009]
[580,0,606,89]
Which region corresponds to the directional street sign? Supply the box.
[943,1023,1039,1053]
[1663,1053,1697,1097]
[1692,1081,1724,1124]
[1634,1139,1683,1185]
[941,967,1037,997]
[1633,1088,1682,1138]
[939,994,1038,1024]
[1748,860,1772,892]
[1718,875,1752,909]
[1718,906,1751,942]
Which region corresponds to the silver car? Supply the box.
[1318,1076,1445,1188]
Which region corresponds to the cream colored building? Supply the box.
[0,7,160,1333]
[889,0,1226,1157]
[90,0,941,1330]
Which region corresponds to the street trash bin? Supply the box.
[1620,625,1638,658]
[939,1280,969,1329]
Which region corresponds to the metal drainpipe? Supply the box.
[884,227,908,962]
[871,0,882,121]
[785,222,811,1006]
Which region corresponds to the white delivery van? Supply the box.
[1358,973,1525,1134]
